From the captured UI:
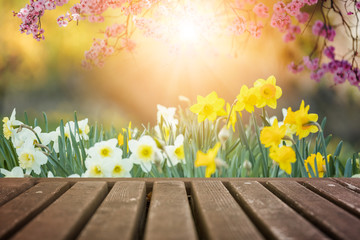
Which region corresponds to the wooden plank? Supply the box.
[36,177,302,194]
[11,181,108,240]
[144,181,198,240]
[77,181,146,240]
[228,181,328,240]
[0,178,34,206]
[333,178,360,193]
[0,182,69,239]
[266,181,360,240]
[303,180,360,217]
[191,181,264,240]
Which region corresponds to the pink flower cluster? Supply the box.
[228,18,263,38]
[82,38,115,69]
[69,0,114,23]
[82,22,129,69]
[15,0,69,41]
[271,0,313,42]
[253,3,269,18]
[248,22,264,38]
[104,23,126,38]
[57,12,73,27]
[312,20,336,41]
[68,0,158,23]
[230,1,317,41]
[228,17,246,35]
[289,46,360,89]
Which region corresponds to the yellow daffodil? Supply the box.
[195,142,221,178]
[282,107,297,134]
[190,91,226,123]
[269,146,296,175]
[260,119,287,148]
[118,121,132,152]
[304,153,329,178]
[234,85,258,113]
[254,75,282,109]
[284,100,318,139]
[226,102,237,131]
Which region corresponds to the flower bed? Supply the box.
[1,76,359,178]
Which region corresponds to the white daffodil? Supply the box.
[67,174,81,178]
[49,125,71,153]
[104,158,133,177]
[0,166,24,177]
[84,158,108,177]
[12,126,52,150]
[2,108,23,140]
[12,127,36,149]
[65,119,90,141]
[16,140,48,175]
[164,134,185,166]
[156,104,178,127]
[87,138,122,160]
[154,125,171,142]
[77,118,90,140]
[129,135,163,173]
[48,130,61,153]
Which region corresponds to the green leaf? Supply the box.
[344,158,353,177]
[43,112,49,132]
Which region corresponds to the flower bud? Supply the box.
[215,157,228,169]
[243,160,252,171]
[218,126,230,145]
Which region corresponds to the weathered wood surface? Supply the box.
[144,181,197,240]
[333,178,360,193]
[0,182,69,239]
[11,181,108,240]
[0,178,359,240]
[302,179,360,217]
[191,181,264,240]
[0,178,34,206]
[77,181,146,240]
[266,180,360,240]
[228,181,328,240]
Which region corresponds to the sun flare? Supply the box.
[178,19,199,43]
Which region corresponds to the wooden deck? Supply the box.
[0,178,359,240]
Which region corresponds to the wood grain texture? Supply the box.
[302,180,360,217]
[144,181,198,240]
[0,182,69,239]
[333,178,360,193]
[191,181,264,240]
[0,178,34,206]
[228,181,328,240]
[77,181,146,240]
[36,177,302,193]
[11,181,108,240]
[266,180,360,240]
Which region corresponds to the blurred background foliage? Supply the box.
[1,0,359,158]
